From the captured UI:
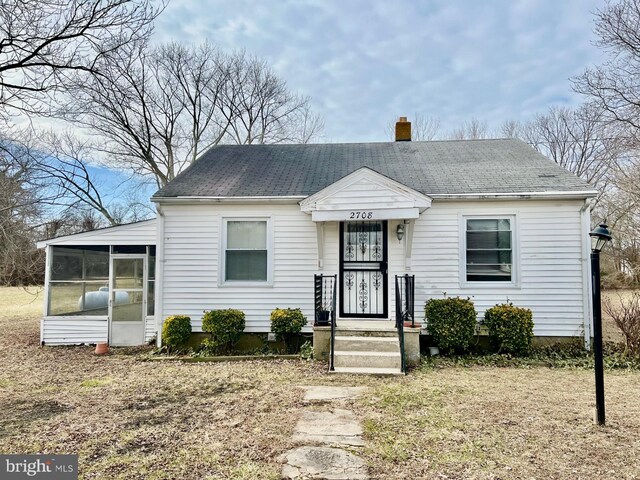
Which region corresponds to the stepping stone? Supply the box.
[293,408,364,447]
[302,386,367,403]
[281,446,368,480]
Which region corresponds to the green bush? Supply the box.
[484,303,534,355]
[162,315,192,352]
[201,309,246,354]
[270,308,307,353]
[299,340,314,360]
[425,297,477,353]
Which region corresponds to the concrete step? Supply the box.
[335,320,397,338]
[333,329,398,337]
[334,335,400,352]
[331,366,403,376]
[334,350,402,369]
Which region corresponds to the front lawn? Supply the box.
[1,287,639,479]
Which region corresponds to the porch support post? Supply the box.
[316,222,325,269]
[41,244,52,345]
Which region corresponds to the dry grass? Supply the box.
[356,368,640,479]
[1,287,639,479]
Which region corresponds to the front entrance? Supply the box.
[109,255,146,346]
[339,221,388,318]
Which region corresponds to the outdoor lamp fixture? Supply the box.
[396,223,405,241]
[589,222,612,426]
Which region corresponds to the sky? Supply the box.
[155,0,606,143]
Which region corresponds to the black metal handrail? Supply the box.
[314,274,337,371]
[394,276,406,373]
[395,274,415,374]
[398,274,415,327]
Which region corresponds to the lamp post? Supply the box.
[589,222,612,426]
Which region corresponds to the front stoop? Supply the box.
[329,320,403,375]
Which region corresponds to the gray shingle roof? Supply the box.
[153,138,594,198]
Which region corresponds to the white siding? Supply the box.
[159,198,589,338]
[42,316,154,345]
[160,204,318,332]
[145,316,155,343]
[42,317,108,345]
[411,199,588,337]
[41,316,154,345]
[314,178,420,210]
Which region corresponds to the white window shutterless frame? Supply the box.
[220,217,273,286]
[459,215,519,288]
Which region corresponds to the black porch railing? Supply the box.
[396,274,415,327]
[395,274,415,374]
[314,274,337,371]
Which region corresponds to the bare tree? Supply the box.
[0,0,160,118]
[524,104,621,189]
[222,52,321,145]
[449,118,490,140]
[498,119,526,139]
[34,133,119,225]
[33,131,154,226]
[0,131,49,284]
[385,113,440,141]
[62,42,324,188]
[572,0,640,146]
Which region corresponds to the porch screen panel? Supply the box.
[147,246,156,316]
[49,246,110,316]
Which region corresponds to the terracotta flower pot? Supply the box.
[94,342,109,355]
[403,321,420,328]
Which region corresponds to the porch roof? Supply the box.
[36,219,157,249]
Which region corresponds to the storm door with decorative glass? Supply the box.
[340,221,388,318]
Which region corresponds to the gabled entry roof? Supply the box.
[153,138,596,199]
[300,167,431,221]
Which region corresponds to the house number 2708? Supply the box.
[349,211,373,219]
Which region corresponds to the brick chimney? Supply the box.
[395,116,411,141]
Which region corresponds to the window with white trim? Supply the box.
[465,218,513,282]
[223,219,269,282]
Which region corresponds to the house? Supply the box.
[37,118,597,373]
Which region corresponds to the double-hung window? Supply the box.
[223,219,270,283]
[464,217,514,283]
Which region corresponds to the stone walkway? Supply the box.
[281,386,369,480]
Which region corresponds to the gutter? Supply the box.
[152,191,598,204]
[430,190,599,201]
[155,205,166,348]
[580,198,595,350]
[152,196,305,204]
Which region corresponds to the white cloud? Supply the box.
[155,0,605,141]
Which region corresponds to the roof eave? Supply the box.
[151,195,306,204]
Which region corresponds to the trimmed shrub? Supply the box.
[270,308,307,353]
[484,303,534,355]
[162,315,192,352]
[425,297,477,353]
[202,309,246,354]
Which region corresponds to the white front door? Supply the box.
[109,255,146,346]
